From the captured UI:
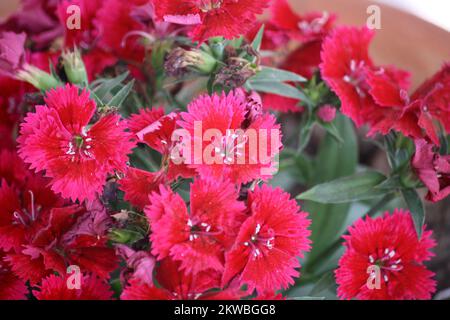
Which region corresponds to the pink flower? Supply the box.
[0,32,26,78]
[222,185,311,295]
[116,245,156,287]
[0,0,62,50]
[18,84,135,202]
[153,0,270,43]
[33,274,113,300]
[146,178,245,275]
[412,139,450,202]
[178,91,282,184]
[336,209,436,300]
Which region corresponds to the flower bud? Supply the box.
[317,104,337,123]
[164,47,217,77]
[62,49,88,85]
[16,64,60,91]
[214,57,258,88]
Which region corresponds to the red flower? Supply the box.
[33,273,113,300]
[119,167,165,210]
[0,251,27,300]
[127,107,195,181]
[407,64,450,145]
[412,139,450,202]
[336,209,436,300]
[18,84,135,202]
[146,178,245,275]
[121,258,242,300]
[320,27,376,127]
[153,0,270,43]
[178,91,282,184]
[96,0,148,61]
[271,0,336,43]
[222,185,311,294]
[4,201,117,284]
[0,175,62,253]
[128,107,178,154]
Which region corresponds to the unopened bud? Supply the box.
[215,58,258,88]
[62,49,88,85]
[317,104,337,123]
[165,48,217,77]
[16,64,60,91]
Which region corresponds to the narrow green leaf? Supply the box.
[401,188,425,238]
[107,80,135,108]
[250,66,306,83]
[303,115,358,272]
[251,24,265,52]
[320,121,344,144]
[93,71,130,101]
[247,81,306,100]
[297,171,388,204]
[310,271,335,296]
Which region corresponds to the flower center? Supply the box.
[368,248,404,283]
[199,0,223,12]
[298,11,330,35]
[343,59,368,98]
[213,131,248,165]
[13,190,41,227]
[243,223,275,259]
[66,130,94,161]
[187,218,222,241]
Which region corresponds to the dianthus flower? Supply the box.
[121,258,243,300]
[153,0,270,43]
[222,185,311,294]
[178,91,282,184]
[18,84,135,202]
[336,209,436,300]
[271,0,336,43]
[0,251,27,300]
[146,178,245,275]
[33,273,113,300]
[412,139,450,202]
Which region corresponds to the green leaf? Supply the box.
[297,113,315,153]
[107,80,135,108]
[251,24,265,52]
[320,121,344,144]
[92,71,130,102]
[303,115,357,273]
[401,188,425,238]
[250,66,306,83]
[309,271,336,296]
[246,81,306,100]
[297,171,388,204]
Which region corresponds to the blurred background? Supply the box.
[1,0,449,299]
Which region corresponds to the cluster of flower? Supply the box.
[0,0,447,300]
